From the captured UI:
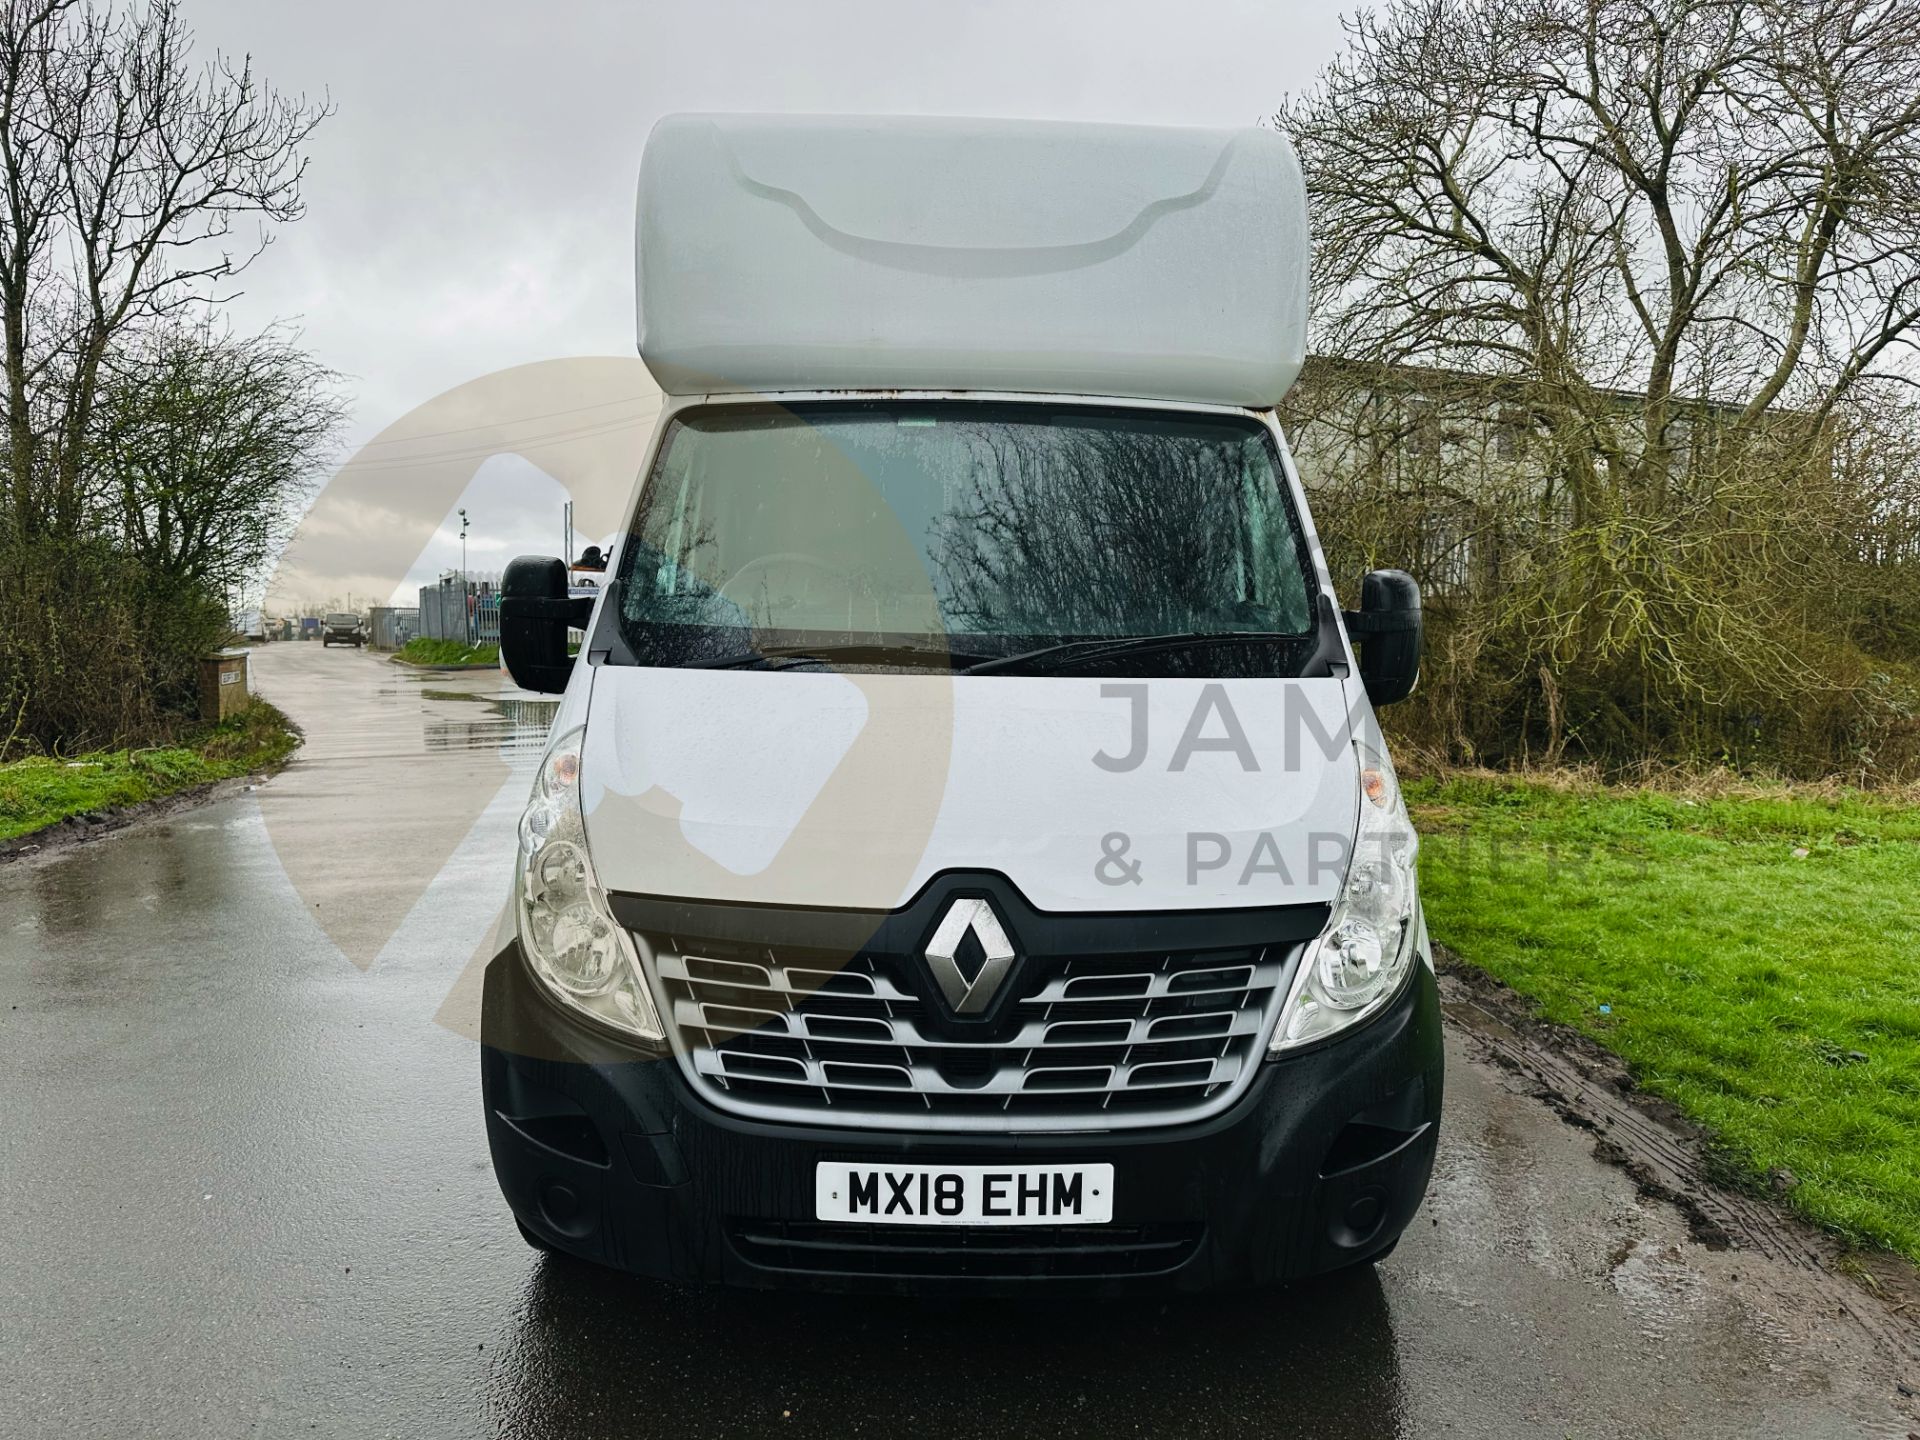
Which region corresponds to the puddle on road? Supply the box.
[423,696,559,756]
[1607,1236,1708,1340]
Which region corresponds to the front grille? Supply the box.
[727,1219,1204,1280]
[642,925,1296,1130]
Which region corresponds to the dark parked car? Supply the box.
[321,613,365,648]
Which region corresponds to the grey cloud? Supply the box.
[190,0,1345,604]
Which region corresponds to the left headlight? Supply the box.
[516,726,664,1044]
[1270,740,1421,1053]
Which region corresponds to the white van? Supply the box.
[483,114,1437,1292]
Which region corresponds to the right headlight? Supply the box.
[515,726,664,1044]
[1271,740,1420,1052]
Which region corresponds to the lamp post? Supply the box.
[457,508,471,645]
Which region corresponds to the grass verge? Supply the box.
[393,637,499,666]
[0,701,301,844]
[1409,770,1920,1263]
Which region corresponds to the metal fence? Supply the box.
[417,575,501,645]
[367,606,419,650]
[417,581,460,642]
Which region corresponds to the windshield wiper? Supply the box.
[684,634,1301,674]
[961,631,1305,676]
[687,642,998,672]
[686,650,824,671]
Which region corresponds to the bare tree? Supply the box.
[0,1,331,757]
[0,0,327,539]
[93,320,345,600]
[1284,0,1920,459]
[1279,0,1920,776]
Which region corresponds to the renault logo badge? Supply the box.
[923,897,1017,1015]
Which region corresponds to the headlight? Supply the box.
[516,726,664,1043]
[1271,740,1420,1052]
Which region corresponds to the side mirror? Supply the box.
[1344,569,1422,707]
[501,555,592,694]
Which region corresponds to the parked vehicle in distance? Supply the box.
[485,114,1436,1294]
[321,612,365,648]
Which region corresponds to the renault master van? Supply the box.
[482,114,1438,1292]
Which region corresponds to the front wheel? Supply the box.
[1335,1235,1399,1272]
[516,1219,558,1254]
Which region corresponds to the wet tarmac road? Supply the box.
[2,643,1916,1438]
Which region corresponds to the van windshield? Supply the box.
[615,401,1318,676]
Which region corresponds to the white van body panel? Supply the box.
[579,668,1359,913]
[569,388,1369,913]
[636,115,1309,406]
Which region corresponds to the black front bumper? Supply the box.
[480,943,1443,1294]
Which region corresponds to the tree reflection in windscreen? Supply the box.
[926,411,1310,638]
[619,403,1313,659]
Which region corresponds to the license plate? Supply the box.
[815,1162,1114,1225]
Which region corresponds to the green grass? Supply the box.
[393,637,499,666]
[0,701,301,843]
[1410,771,1920,1261]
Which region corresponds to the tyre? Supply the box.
[1342,1235,1398,1270]
[516,1218,557,1254]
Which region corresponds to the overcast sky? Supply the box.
[192,0,1358,607]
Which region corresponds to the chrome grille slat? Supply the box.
[1020,966,1275,1004]
[674,1001,1271,1052]
[695,1053,1244,1099]
[659,952,920,1005]
[649,924,1298,1131]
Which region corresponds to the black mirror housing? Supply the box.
[501,555,590,694]
[1344,569,1422,707]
